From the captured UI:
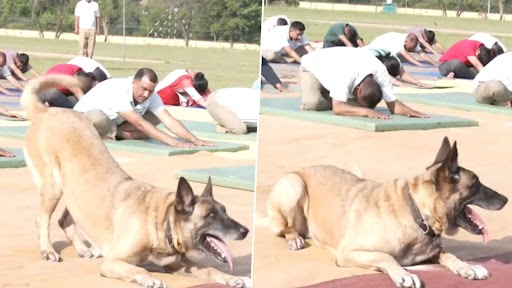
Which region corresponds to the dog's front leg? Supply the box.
[101,258,167,288]
[164,257,251,288]
[434,250,490,280]
[336,250,422,288]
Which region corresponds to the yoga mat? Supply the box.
[0,148,26,168]
[259,97,478,132]
[262,83,301,94]
[0,88,22,96]
[410,70,442,78]
[0,126,250,156]
[157,120,257,142]
[298,259,512,288]
[396,92,512,116]
[176,165,255,191]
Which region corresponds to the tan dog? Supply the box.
[20,75,251,288]
[259,137,508,288]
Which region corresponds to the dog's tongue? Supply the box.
[465,206,489,245]
[207,236,234,272]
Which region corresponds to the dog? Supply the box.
[20,75,251,288]
[258,136,508,288]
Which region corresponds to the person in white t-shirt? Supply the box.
[73,68,215,148]
[262,15,289,33]
[74,0,100,58]
[472,52,512,107]
[468,32,507,56]
[206,87,259,135]
[299,47,428,119]
[0,52,26,95]
[67,56,111,82]
[261,21,315,64]
[368,32,437,66]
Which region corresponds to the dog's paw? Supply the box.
[390,272,422,288]
[41,250,61,262]
[287,236,305,251]
[142,279,167,288]
[77,247,102,259]
[455,264,490,280]
[227,276,252,288]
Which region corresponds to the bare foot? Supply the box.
[447,72,455,79]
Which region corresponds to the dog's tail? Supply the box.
[20,74,82,119]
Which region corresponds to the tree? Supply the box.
[97,0,121,41]
[499,0,506,20]
[206,0,262,47]
[52,0,74,39]
[170,0,201,47]
[31,0,46,37]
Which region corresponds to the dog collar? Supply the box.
[405,190,441,241]
[166,220,184,254]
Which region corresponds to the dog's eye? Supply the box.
[208,211,216,217]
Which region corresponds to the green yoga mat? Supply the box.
[176,165,255,191]
[259,98,478,132]
[0,148,26,168]
[396,92,512,116]
[0,126,250,156]
[262,83,301,94]
[157,120,257,142]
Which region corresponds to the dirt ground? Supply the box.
[252,72,512,287]
[0,123,255,287]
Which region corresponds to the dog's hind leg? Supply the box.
[266,173,308,251]
[58,208,102,259]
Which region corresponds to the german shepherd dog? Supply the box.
[20,75,251,288]
[259,136,508,288]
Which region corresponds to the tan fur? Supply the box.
[21,75,250,288]
[264,138,507,288]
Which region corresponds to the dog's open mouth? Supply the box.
[457,206,489,244]
[201,234,234,272]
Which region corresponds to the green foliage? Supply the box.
[0,0,262,44]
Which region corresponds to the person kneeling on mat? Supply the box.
[155,69,211,108]
[366,48,432,88]
[299,47,428,120]
[206,87,259,135]
[67,55,111,83]
[438,39,495,80]
[472,52,512,107]
[73,68,215,148]
[40,63,96,109]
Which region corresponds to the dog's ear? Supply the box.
[432,136,451,165]
[176,177,196,214]
[438,141,460,183]
[201,176,214,198]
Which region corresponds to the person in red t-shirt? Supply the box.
[155,69,211,108]
[40,63,96,109]
[438,39,495,79]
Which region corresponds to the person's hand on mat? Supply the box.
[366,110,390,120]
[406,109,429,118]
[0,148,15,157]
[193,139,217,147]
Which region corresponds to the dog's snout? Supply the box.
[238,226,249,239]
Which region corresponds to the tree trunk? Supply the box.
[102,17,110,42]
[438,0,448,16]
[456,0,465,17]
[499,0,506,20]
[230,30,234,48]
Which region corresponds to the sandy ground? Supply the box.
[253,67,512,287]
[0,89,256,288]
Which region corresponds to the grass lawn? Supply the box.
[0,36,260,89]
[263,6,512,48]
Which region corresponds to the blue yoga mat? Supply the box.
[0,88,22,96]
[410,70,442,77]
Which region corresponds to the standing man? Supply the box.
[74,0,100,58]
